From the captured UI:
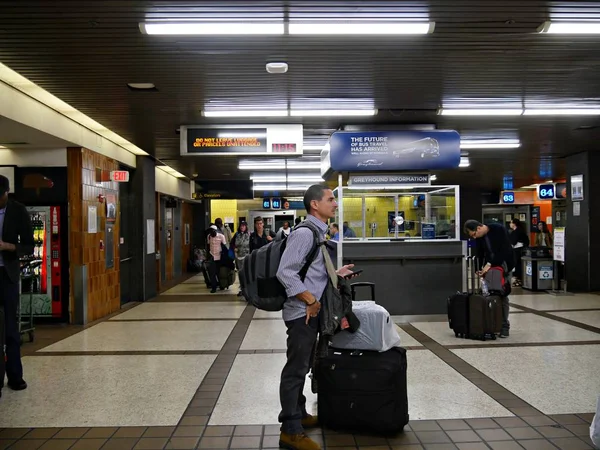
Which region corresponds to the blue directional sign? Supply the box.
[538,184,555,200]
[503,192,515,204]
[327,130,461,172]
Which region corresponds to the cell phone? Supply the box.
[344,269,363,279]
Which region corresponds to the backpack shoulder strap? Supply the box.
[295,221,324,281]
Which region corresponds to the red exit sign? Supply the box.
[110,170,130,182]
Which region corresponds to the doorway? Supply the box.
[482,205,531,230]
[118,165,135,305]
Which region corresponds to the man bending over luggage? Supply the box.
[464,220,515,338]
[276,184,356,450]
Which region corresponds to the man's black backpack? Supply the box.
[240,221,322,311]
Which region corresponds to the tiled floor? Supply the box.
[1,276,599,450]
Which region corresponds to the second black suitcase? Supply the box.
[316,346,409,434]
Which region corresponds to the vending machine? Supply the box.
[19,206,63,318]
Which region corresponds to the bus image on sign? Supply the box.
[393,137,440,159]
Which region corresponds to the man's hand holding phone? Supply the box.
[337,264,362,280]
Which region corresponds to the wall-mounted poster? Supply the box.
[571,174,584,201]
[105,193,117,223]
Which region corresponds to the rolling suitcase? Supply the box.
[316,346,409,434]
[468,294,501,341]
[351,282,376,302]
[448,256,502,340]
[202,261,213,289]
[218,264,236,290]
[447,256,476,338]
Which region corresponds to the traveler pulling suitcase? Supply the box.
[316,346,409,434]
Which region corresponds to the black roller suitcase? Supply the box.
[316,346,409,434]
[468,294,501,341]
[448,256,476,338]
[218,264,236,290]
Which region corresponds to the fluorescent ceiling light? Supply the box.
[459,157,470,168]
[253,184,287,191]
[203,110,288,117]
[140,22,285,35]
[288,175,324,182]
[523,108,600,116]
[158,166,186,178]
[290,109,377,117]
[250,175,287,182]
[241,159,321,171]
[538,21,600,34]
[286,161,322,169]
[127,83,156,90]
[347,185,414,190]
[460,139,521,149]
[440,108,524,116]
[289,22,435,35]
[251,174,322,182]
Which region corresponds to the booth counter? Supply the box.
[335,185,463,315]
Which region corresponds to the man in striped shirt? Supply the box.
[276,185,355,450]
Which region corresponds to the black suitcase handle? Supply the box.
[351,282,375,301]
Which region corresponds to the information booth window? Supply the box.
[336,185,459,241]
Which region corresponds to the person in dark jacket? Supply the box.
[0,175,34,396]
[249,216,276,252]
[509,218,530,287]
[464,219,515,338]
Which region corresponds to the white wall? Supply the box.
[0,81,136,167]
[0,148,67,167]
[155,167,192,199]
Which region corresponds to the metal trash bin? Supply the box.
[522,256,554,291]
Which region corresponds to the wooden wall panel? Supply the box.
[67,147,120,323]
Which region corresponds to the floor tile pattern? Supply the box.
[2,278,599,450]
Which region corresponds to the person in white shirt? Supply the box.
[207,225,227,293]
[278,221,291,239]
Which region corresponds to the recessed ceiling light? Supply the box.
[266,62,288,74]
[127,83,156,90]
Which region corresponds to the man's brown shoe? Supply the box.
[301,414,319,428]
[279,432,321,450]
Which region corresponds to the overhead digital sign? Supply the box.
[180,124,303,156]
[262,198,271,209]
[272,198,281,209]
